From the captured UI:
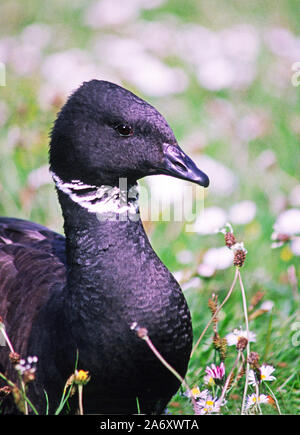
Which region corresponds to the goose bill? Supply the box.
[157,143,209,187]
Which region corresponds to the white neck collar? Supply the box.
[51,171,139,217]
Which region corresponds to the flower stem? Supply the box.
[55,381,74,415]
[264,382,282,415]
[78,384,84,415]
[255,383,262,415]
[0,371,15,388]
[219,350,241,406]
[0,324,15,353]
[23,391,39,415]
[238,269,250,415]
[144,335,186,387]
[142,334,197,409]
[20,378,28,415]
[191,267,239,358]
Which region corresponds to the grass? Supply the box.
[0,0,299,415]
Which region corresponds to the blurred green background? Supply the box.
[0,0,299,414]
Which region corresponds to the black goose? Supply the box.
[0,80,209,414]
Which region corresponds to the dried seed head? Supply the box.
[248,351,260,369]
[236,336,248,351]
[233,249,247,268]
[220,224,248,268]
[22,369,36,384]
[64,374,77,397]
[226,371,235,391]
[208,294,218,318]
[224,232,237,248]
[9,352,21,365]
[213,332,227,361]
[130,322,149,340]
[249,291,265,311]
[271,231,291,249]
[249,308,267,321]
[136,327,149,340]
[0,385,11,398]
[12,385,25,414]
[272,232,291,243]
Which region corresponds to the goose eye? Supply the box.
[116,124,134,137]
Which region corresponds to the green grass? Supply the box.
[0,0,299,415]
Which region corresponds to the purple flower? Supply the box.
[204,362,225,386]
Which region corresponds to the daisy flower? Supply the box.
[225,327,256,346]
[204,362,225,386]
[185,386,206,400]
[246,393,269,409]
[248,364,276,385]
[194,392,224,415]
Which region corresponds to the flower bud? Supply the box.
[236,336,248,351]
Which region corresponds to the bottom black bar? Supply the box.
[1,414,213,431]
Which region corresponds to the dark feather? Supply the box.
[0,218,66,384]
[0,80,209,414]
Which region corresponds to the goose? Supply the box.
[0,80,209,414]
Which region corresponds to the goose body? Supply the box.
[0,80,209,414]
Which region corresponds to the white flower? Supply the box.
[246,393,269,409]
[15,355,38,376]
[196,57,235,91]
[260,300,274,312]
[265,27,299,59]
[220,24,259,63]
[27,164,52,189]
[84,0,140,28]
[225,328,256,346]
[237,113,269,142]
[197,263,215,278]
[39,49,101,109]
[256,149,277,171]
[84,0,165,29]
[185,386,207,400]
[126,53,188,96]
[273,209,300,236]
[201,246,234,271]
[27,356,38,364]
[192,155,237,198]
[248,364,276,385]
[94,35,188,97]
[194,206,227,235]
[228,201,257,225]
[194,393,225,414]
[176,250,194,265]
[181,277,202,292]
